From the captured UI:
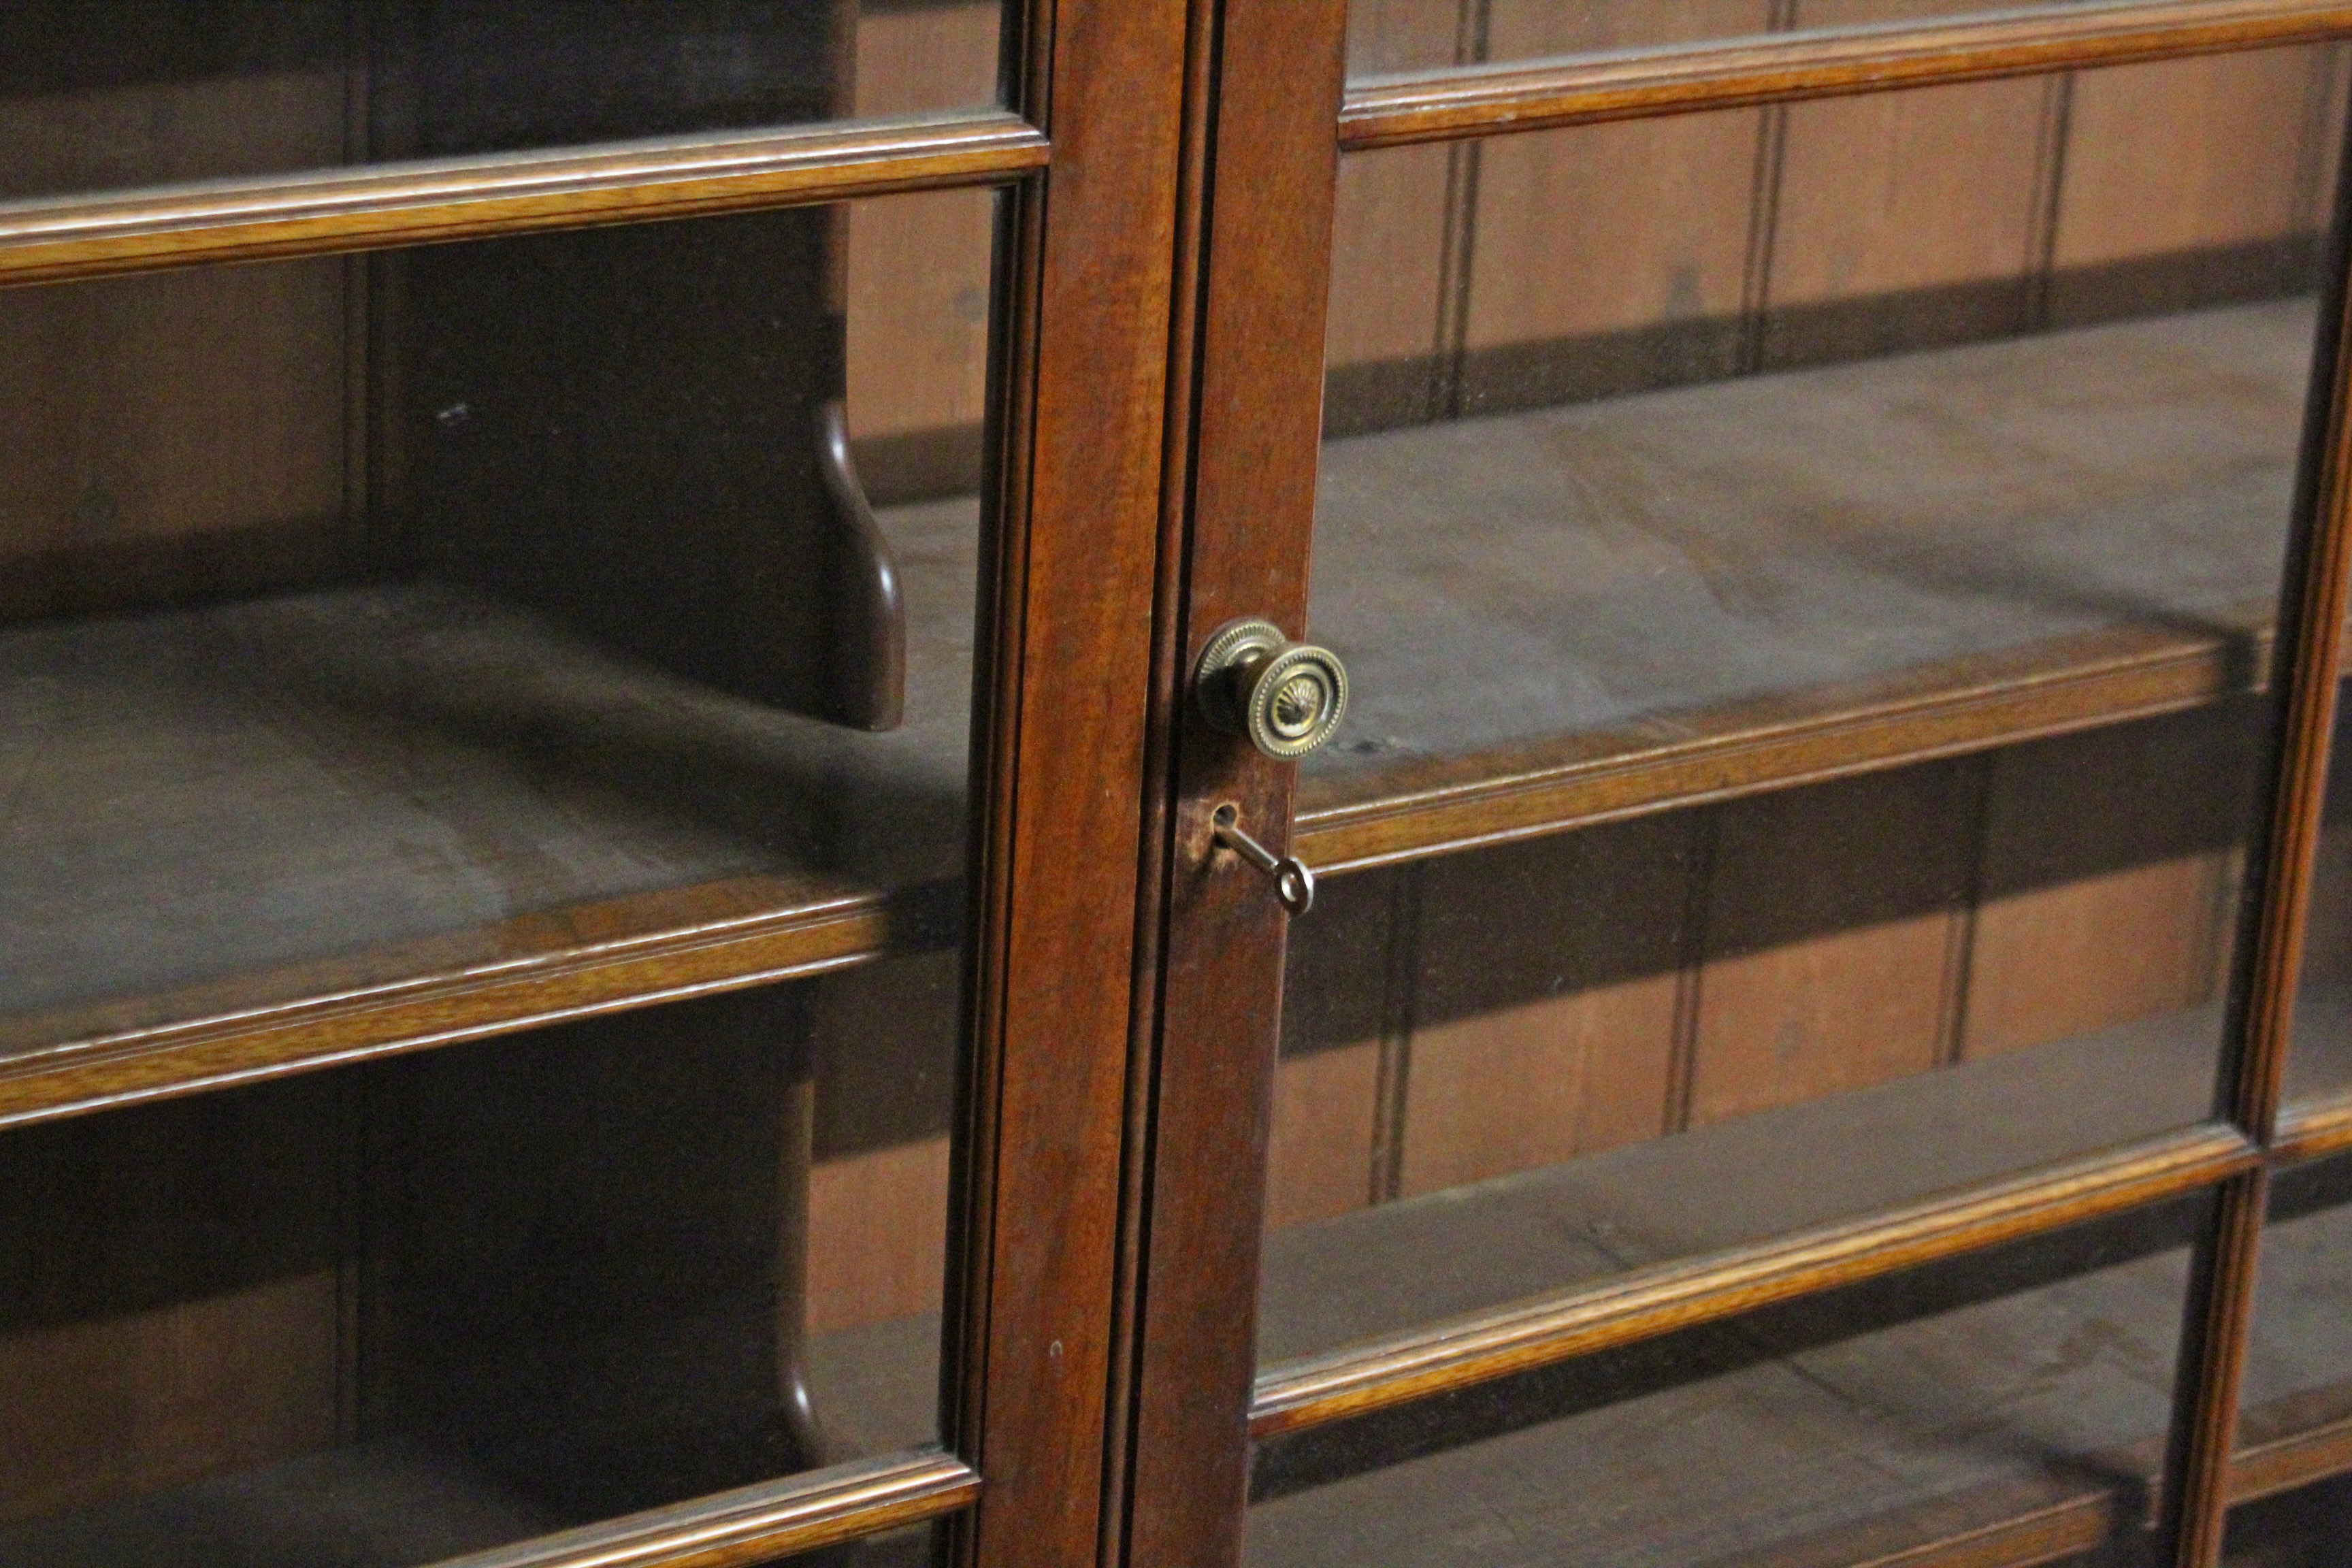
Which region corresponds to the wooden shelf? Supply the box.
[1256,1001,2234,1414]
[0,497,979,1128]
[1298,298,2314,871]
[1247,1132,2352,1568]
[4,302,2310,1119]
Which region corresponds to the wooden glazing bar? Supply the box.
[2158,102,2352,1568]
[2231,1381,2352,1503]
[938,3,1190,1567]
[2275,1086,2352,1158]
[0,879,928,1132]
[1248,1122,2253,1438]
[1338,0,2352,150]
[422,1449,979,1568]
[0,110,1049,289]
[1296,612,2274,875]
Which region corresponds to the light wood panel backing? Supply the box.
[1399,816,1687,1196]
[1684,762,1979,1128]
[0,1075,347,1524]
[0,11,353,621]
[1324,24,2347,431]
[1769,0,2060,366]
[2053,41,2352,321]
[1963,704,2258,1058]
[848,0,1000,501]
[0,261,352,621]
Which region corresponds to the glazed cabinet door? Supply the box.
[0,5,1181,1568]
[1124,5,2352,1568]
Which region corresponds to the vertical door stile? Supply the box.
[954,3,1192,1568]
[1117,1,1351,1565]
[2160,110,2352,1568]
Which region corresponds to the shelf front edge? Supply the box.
[0,880,953,1130]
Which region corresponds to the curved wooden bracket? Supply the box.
[814,397,906,732]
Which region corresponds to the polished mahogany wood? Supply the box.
[1339,0,2352,150]
[2277,1086,2352,1159]
[2159,108,2352,1568]
[941,5,1188,1568]
[0,111,1048,288]
[1113,1,1350,1567]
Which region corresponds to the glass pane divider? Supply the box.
[1338,0,2352,150]
[2276,1085,2352,1158]
[2157,90,2352,1560]
[0,110,1049,290]
[420,1448,979,1568]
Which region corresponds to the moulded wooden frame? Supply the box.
[1119,4,2352,1568]
[18,3,2352,1567]
[0,3,1186,1567]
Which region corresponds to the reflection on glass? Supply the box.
[0,184,996,1048]
[1252,1201,2206,1567]
[0,0,1004,202]
[1264,50,2347,1370]
[0,968,956,1565]
[2225,1154,2352,1559]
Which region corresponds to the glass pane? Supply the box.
[0,183,995,1049]
[0,188,990,1559]
[2227,1153,2352,1561]
[0,973,956,1565]
[1252,1198,2208,1567]
[1343,0,2107,81]
[0,0,1004,203]
[1265,48,2347,1371]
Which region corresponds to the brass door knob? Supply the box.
[1194,618,1350,760]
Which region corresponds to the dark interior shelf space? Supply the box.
[0,1310,945,1568]
[0,496,978,1123]
[1301,298,2315,868]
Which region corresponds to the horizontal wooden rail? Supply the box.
[0,110,1049,288]
[1250,1122,2255,1438]
[425,1449,979,1568]
[0,876,960,1132]
[2275,1085,2352,1161]
[1339,0,2352,150]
